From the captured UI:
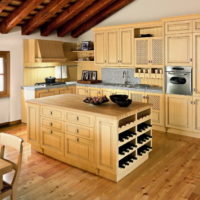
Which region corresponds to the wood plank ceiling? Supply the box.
[0,0,135,38]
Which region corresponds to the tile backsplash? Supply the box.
[102,68,140,84]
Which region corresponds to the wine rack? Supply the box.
[117,107,152,181]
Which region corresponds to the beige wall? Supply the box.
[0,27,76,124]
[78,0,200,41]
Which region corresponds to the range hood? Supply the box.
[35,39,66,63]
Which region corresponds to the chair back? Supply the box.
[0,133,23,153]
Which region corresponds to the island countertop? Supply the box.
[27,94,152,120]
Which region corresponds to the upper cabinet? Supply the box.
[165,20,193,34]
[94,27,134,67]
[165,34,193,66]
[135,37,164,67]
[24,39,75,67]
[193,33,200,96]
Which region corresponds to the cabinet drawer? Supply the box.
[41,117,63,132]
[59,86,75,94]
[66,112,94,127]
[65,123,93,139]
[65,135,94,162]
[165,20,193,34]
[41,128,64,155]
[41,106,63,120]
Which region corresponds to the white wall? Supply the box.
[78,0,200,41]
[0,27,76,123]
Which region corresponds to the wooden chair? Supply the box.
[0,133,23,200]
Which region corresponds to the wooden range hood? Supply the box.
[24,39,75,67]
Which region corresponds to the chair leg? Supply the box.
[11,191,16,200]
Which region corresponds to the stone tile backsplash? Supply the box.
[102,68,140,84]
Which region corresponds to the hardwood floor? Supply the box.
[0,124,200,200]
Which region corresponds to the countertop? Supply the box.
[27,94,151,120]
[22,81,163,94]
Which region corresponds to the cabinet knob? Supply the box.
[190,58,193,62]
[50,111,53,115]
[77,116,79,121]
[50,130,53,134]
[50,122,53,126]
[77,129,79,133]
[77,138,79,142]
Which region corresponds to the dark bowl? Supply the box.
[115,99,132,107]
[110,95,128,103]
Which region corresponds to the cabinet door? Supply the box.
[120,28,133,66]
[107,29,119,66]
[166,95,193,131]
[27,104,40,150]
[59,86,75,94]
[89,88,102,97]
[165,20,193,34]
[65,135,94,163]
[129,91,145,103]
[41,128,64,155]
[95,31,106,65]
[165,34,192,66]
[193,19,200,32]
[151,37,164,67]
[76,86,88,96]
[135,38,149,67]
[193,98,200,132]
[147,93,164,126]
[193,33,200,96]
[96,118,117,173]
[102,89,114,99]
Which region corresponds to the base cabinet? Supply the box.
[166,95,193,131]
[193,97,200,132]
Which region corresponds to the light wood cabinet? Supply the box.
[102,89,115,98]
[165,20,193,34]
[193,33,200,96]
[76,86,89,96]
[89,87,102,97]
[129,91,164,126]
[41,128,64,155]
[96,118,117,173]
[94,31,106,65]
[35,89,58,98]
[193,97,200,132]
[59,86,76,94]
[166,95,193,131]
[27,103,41,151]
[165,34,192,66]
[135,37,164,67]
[65,135,94,163]
[94,28,133,66]
[193,19,200,32]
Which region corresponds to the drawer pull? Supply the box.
[77,138,79,142]
[50,122,53,126]
[50,130,53,134]
[77,116,79,121]
[50,111,53,115]
[77,129,79,133]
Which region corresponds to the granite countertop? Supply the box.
[22,81,163,93]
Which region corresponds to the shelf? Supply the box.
[72,50,94,53]
[118,122,136,134]
[74,61,94,63]
[118,135,136,147]
[137,115,151,125]
[118,148,136,161]
[137,127,152,137]
[137,138,152,149]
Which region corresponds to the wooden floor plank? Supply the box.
[0,124,200,200]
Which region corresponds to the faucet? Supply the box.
[122,70,129,85]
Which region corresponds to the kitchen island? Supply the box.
[27,94,152,182]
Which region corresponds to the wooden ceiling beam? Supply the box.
[22,0,72,35]
[0,0,13,13]
[41,0,96,36]
[0,0,44,33]
[57,0,117,37]
[71,0,135,38]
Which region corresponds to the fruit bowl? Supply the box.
[110,95,128,103]
[83,96,109,105]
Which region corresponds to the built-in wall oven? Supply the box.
[166,66,192,95]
